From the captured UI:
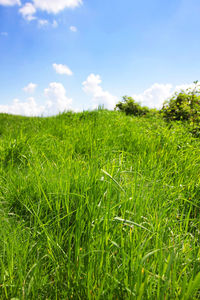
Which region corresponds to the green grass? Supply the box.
[0,110,200,299]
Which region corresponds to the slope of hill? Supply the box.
[0,110,200,299]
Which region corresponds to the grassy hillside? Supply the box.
[0,110,200,299]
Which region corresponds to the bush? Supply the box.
[161,81,200,125]
[115,96,152,116]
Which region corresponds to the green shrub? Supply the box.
[161,81,200,127]
[115,96,152,116]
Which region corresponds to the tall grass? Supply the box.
[0,110,200,299]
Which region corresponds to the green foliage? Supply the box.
[115,96,154,116]
[161,81,200,135]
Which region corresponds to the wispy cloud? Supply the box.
[52,20,58,28]
[0,32,8,36]
[70,25,77,32]
[38,19,58,28]
[38,19,49,27]
[53,63,73,76]
[0,0,21,6]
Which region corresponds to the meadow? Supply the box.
[0,110,200,299]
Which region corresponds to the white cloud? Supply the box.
[0,82,73,116]
[19,2,36,21]
[1,0,82,25]
[174,83,197,93]
[1,81,196,117]
[38,19,49,27]
[70,25,77,32]
[0,98,45,116]
[82,74,118,110]
[131,82,198,109]
[0,0,21,6]
[132,83,173,109]
[33,0,82,14]
[23,83,37,93]
[44,82,72,115]
[53,63,73,76]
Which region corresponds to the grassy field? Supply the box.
[0,110,200,299]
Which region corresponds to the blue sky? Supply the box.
[0,0,199,115]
